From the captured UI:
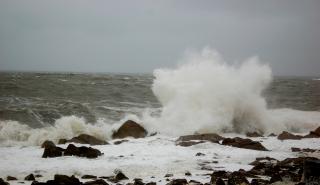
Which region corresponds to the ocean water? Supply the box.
[0,49,320,146]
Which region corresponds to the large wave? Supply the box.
[142,48,320,135]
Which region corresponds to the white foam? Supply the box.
[141,48,320,135]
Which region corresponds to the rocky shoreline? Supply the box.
[1,120,320,185]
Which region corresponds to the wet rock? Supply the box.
[210,171,228,184]
[185,172,191,176]
[164,174,173,178]
[42,145,64,158]
[52,174,81,185]
[291,147,317,153]
[81,175,97,179]
[84,179,109,185]
[35,175,42,178]
[114,171,129,181]
[133,178,144,185]
[227,171,249,185]
[145,182,156,185]
[215,178,225,185]
[188,180,201,185]
[304,126,320,138]
[0,178,9,185]
[269,173,282,183]
[58,139,68,144]
[41,140,55,148]
[195,152,205,156]
[6,176,17,181]
[268,133,277,137]
[24,174,35,181]
[176,133,224,147]
[64,144,102,158]
[277,131,302,140]
[221,137,268,151]
[112,120,147,139]
[246,132,263,137]
[113,140,129,145]
[303,158,320,185]
[167,179,187,185]
[31,181,46,185]
[67,134,108,145]
[250,179,268,185]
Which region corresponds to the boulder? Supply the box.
[221,137,268,151]
[0,178,9,185]
[64,144,102,158]
[6,176,17,181]
[112,120,147,139]
[42,145,64,158]
[303,159,320,185]
[114,171,129,181]
[84,179,109,185]
[304,126,320,138]
[133,178,144,185]
[41,140,56,148]
[24,174,35,181]
[277,131,302,140]
[176,133,224,146]
[215,178,225,185]
[67,134,108,145]
[246,132,263,137]
[52,174,81,185]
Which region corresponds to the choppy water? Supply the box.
[0,72,319,128]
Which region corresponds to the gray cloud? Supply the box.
[0,0,319,76]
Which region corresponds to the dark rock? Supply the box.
[114,171,129,181]
[303,159,320,185]
[6,176,17,181]
[114,140,129,145]
[41,140,56,148]
[188,180,201,185]
[164,174,173,178]
[0,178,9,185]
[250,179,269,185]
[227,171,249,185]
[221,137,268,151]
[277,131,302,140]
[133,178,144,185]
[167,179,187,185]
[68,134,108,145]
[268,133,277,137]
[31,181,46,185]
[35,175,42,178]
[210,171,228,184]
[176,133,224,145]
[53,174,81,185]
[292,147,301,152]
[64,144,102,158]
[246,132,263,137]
[145,183,156,185]
[185,172,191,176]
[84,179,109,185]
[291,147,317,153]
[215,178,225,185]
[175,141,205,147]
[24,174,35,181]
[112,120,147,139]
[42,145,64,158]
[81,175,97,179]
[304,126,320,138]
[58,139,68,144]
[269,173,282,183]
[195,152,205,156]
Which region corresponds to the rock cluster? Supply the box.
[42,143,102,159]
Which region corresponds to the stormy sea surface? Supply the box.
[0,50,320,184]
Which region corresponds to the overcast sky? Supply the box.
[0,0,319,76]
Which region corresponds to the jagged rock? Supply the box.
[304,126,320,138]
[64,144,102,158]
[6,176,17,181]
[269,173,282,183]
[246,132,263,137]
[84,179,109,185]
[24,174,35,181]
[176,133,224,146]
[112,120,147,139]
[114,171,129,181]
[277,131,302,140]
[67,134,108,145]
[81,175,97,179]
[41,140,55,148]
[221,137,268,151]
[42,145,64,158]
[113,140,129,145]
[167,179,187,185]
[0,178,9,185]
